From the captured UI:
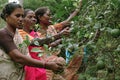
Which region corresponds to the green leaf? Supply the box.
[23,35,31,46]
[19,43,24,48]
[93,22,101,29]
[73,2,78,7]
[31,48,43,53]
[89,32,94,39]
[84,33,89,38]
[33,41,40,46]
[18,42,27,48]
[43,44,49,51]
[38,53,44,57]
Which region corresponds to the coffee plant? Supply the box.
[0,0,120,79]
[24,0,120,79]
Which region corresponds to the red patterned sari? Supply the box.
[18,29,47,80]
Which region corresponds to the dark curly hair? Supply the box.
[23,9,33,18]
[0,2,22,21]
[35,7,49,23]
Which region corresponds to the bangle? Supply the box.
[43,61,46,68]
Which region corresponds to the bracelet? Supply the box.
[43,61,46,68]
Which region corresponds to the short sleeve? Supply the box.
[53,23,63,32]
[0,29,17,53]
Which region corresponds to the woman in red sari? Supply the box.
[23,9,47,80]
[22,9,70,80]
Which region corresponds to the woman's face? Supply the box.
[39,9,52,25]
[24,10,37,29]
[6,8,24,29]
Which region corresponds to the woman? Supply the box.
[23,9,70,80]
[22,9,46,80]
[35,2,83,80]
[35,6,81,54]
[35,6,80,37]
[22,8,70,80]
[0,2,64,80]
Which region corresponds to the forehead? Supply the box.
[46,10,50,14]
[11,8,24,15]
[26,11,35,16]
[27,10,35,14]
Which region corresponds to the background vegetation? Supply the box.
[0,0,120,80]
[0,0,7,28]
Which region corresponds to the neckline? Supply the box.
[4,27,14,37]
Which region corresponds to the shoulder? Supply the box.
[18,29,33,41]
[0,28,5,34]
[0,28,13,43]
[0,28,7,38]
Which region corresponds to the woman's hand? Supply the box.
[59,27,70,36]
[45,61,64,72]
[61,20,71,28]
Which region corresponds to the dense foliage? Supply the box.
[24,0,120,79]
[0,0,8,28]
[65,0,120,80]
[0,0,120,79]
[0,0,8,9]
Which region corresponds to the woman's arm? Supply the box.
[31,27,70,46]
[53,0,82,30]
[30,33,61,46]
[65,0,82,22]
[8,49,63,71]
[49,39,62,47]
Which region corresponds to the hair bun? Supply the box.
[0,12,5,20]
